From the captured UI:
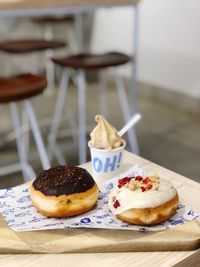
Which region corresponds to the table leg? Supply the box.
[131,4,139,115]
[74,13,84,52]
[77,69,87,164]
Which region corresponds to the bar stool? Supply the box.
[34,15,74,24]
[0,73,50,181]
[34,15,74,40]
[33,16,75,91]
[0,39,66,53]
[0,39,66,93]
[49,52,139,164]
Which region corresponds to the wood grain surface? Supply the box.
[0,151,199,255]
[0,251,199,267]
[0,151,199,266]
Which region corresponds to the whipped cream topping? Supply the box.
[109,176,177,215]
[90,115,124,149]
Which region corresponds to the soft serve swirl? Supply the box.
[89,115,124,149]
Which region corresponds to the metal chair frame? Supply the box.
[48,66,139,164]
[0,99,50,181]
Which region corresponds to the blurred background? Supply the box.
[0,0,199,188]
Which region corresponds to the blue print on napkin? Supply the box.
[0,165,198,232]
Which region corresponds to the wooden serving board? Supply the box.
[0,152,199,253]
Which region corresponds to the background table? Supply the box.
[0,1,140,13]
[0,0,140,116]
[0,151,199,266]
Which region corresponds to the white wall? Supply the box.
[91,0,200,99]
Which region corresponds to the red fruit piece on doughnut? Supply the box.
[140,186,146,192]
[143,177,150,184]
[113,200,120,209]
[146,184,153,190]
[135,176,143,181]
[118,177,132,188]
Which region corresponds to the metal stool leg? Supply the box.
[76,69,86,164]
[98,71,108,117]
[10,102,35,181]
[44,23,54,41]
[65,90,78,147]
[22,110,30,157]
[48,69,69,164]
[74,13,84,53]
[113,72,139,155]
[45,49,55,96]
[66,22,79,54]
[24,100,50,170]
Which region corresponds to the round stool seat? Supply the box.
[0,73,47,103]
[52,52,131,70]
[34,15,74,24]
[0,39,66,54]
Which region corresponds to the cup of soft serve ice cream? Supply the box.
[88,115,126,189]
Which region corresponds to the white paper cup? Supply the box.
[88,140,126,190]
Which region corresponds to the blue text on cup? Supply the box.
[93,152,122,173]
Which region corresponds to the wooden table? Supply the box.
[0,0,140,61]
[0,151,199,267]
[0,0,140,38]
[0,0,139,11]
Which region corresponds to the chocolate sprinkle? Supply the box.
[32,166,95,196]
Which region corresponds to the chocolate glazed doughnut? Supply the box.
[29,166,99,217]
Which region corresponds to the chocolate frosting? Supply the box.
[32,166,96,196]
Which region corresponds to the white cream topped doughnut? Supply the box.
[109,175,179,225]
